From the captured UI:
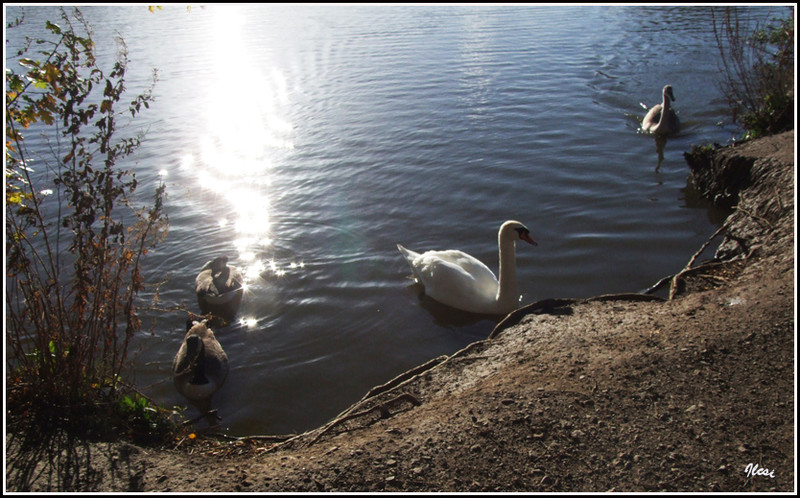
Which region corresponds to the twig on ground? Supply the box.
[668,221,731,300]
[306,393,421,446]
[735,203,774,229]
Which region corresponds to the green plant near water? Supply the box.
[5,7,172,443]
[712,7,794,139]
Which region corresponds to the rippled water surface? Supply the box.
[6,5,783,436]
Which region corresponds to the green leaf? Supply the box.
[121,395,135,409]
[45,21,62,35]
[18,58,39,69]
[39,111,54,125]
[44,63,60,82]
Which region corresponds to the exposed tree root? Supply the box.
[267,393,422,451]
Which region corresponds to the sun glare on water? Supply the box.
[180,5,298,286]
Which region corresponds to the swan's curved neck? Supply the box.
[659,92,672,119]
[496,234,518,306]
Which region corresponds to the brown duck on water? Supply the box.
[195,256,244,322]
[172,319,229,421]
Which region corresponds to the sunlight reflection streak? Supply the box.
[187,5,295,270]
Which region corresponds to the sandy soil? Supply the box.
[5,131,795,492]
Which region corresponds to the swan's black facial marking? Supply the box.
[514,226,538,246]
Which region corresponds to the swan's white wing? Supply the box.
[642,104,662,131]
[424,250,498,291]
[411,249,500,313]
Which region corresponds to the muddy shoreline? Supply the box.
[6,131,795,492]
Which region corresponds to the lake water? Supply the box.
[5,5,783,436]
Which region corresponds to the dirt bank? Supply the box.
[6,131,795,492]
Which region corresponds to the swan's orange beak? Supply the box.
[521,232,537,246]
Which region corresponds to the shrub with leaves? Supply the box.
[712,7,794,139]
[5,7,170,442]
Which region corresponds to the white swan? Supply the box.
[397,220,537,315]
[172,319,229,416]
[642,85,680,135]
[195,256,244,321]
